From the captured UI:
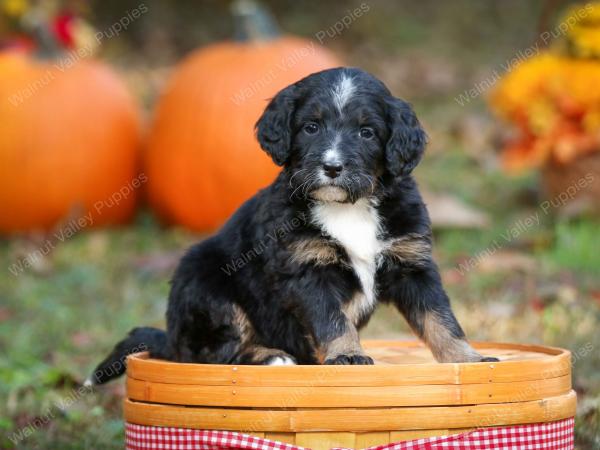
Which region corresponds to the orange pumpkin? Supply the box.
[0,50,142,233]
[145,4,341,231]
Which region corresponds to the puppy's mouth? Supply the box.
[301,168,376,203]
[310,185,349,202]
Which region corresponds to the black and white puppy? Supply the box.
[89,67,496,384]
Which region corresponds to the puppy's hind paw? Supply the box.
[325,354,374,365]
[266,355,297,366]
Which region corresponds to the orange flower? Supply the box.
[501,136,549,172]
[489,54,560,125]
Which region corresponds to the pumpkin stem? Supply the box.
[231,0,281,42]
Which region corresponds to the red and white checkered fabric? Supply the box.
[359,418,574,450]
[125,417,574,450]
[125,425,300,450]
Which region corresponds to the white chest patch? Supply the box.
[311,199,382,314]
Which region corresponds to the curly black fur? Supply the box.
[89,68,496,385]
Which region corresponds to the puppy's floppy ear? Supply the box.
[255,84,298,166]
[385,97,427,177]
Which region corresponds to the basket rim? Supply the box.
[126,340,571,387]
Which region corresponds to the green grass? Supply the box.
[544,221,600,273]
[0,220,197,449]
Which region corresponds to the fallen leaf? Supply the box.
[70,332,93,349]
[476,250,536,274]
[441,268,466,285]
[0,307,13,322]
[422,190,490,229]
[131,251,182,275]
[529,296,545,313]
[591,291,600,306]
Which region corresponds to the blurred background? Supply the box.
[1,0,599,448]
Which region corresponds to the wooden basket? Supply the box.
[124,340,575,449]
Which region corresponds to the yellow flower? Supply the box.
[2,0,28,17]
[563,2,600,58]
[583,109,600,131]
[489,54,561,123]
[527,98,558,135]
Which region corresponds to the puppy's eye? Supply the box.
[359,127,374,139]
[303,122,319,135]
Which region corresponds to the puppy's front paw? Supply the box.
[324,354,374,365]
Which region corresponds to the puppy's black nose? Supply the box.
[323,163,343,178]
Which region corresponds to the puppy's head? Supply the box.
[256,67,427,203]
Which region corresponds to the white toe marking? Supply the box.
[83,378,94,387]
[331,74,355,113]
[268,356,296,366]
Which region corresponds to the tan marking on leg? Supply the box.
[232,304,255,344]
[422,311,483,363]
[313,346,326,364]
[342,292,374,327]
[232,306,296,364]
[384,233,432,266]
[289,239,339,266]
[321,320,366,363]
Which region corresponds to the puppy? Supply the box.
[88,67,496,385]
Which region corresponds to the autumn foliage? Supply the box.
[490,3,600,172]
